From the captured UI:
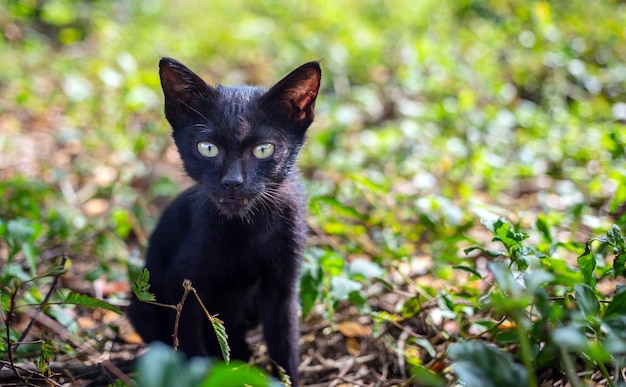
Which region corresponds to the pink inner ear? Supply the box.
[292,72,320,110]
[294,89,317,111]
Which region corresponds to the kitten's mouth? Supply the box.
[218,197,250,206]
[216,197,254,218]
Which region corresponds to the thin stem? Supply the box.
[2,281,18,376]
[515,315,537,387]
[143,300,179,310]
[171,280,192,351]
[596,361,613,387]
[189,285,213,323]
[614,357,625,385]
[559,346,584,387]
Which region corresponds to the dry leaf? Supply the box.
[77,316,96,329]
[121,330,144,344]
[100,309,120,325]
[345,337,361,356]
[499,320,517,329]
[430,361,447,373]
[338,321,372,338]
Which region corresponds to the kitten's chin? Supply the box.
[214,197,254,219]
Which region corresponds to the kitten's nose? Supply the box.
[221,164,244,192]
[222,175,243,189]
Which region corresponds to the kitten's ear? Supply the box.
[262,62,321,129]
[159,58,215,126]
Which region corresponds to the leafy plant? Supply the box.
[300,247,384,317]
[441,220,626,386]
[0,253,124,383]
[131,270,230,363]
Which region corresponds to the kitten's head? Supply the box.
[158,57,321,219]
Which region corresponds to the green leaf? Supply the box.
[62,292,122,314]
[603,315,626,340]
[346,172,388,195]
[329,276,362,302]
[577,245,596,287]
[614,251,626,277]
[574,284,600,318]
[39,338,55,368]
[464,246,505,258]
[409,364,447,387]
[132,268,156,302]
[480,217,499,233]
[523,269,554,295]
[448,341,528,387]
[490,219,528,249]
[41,264,68,278]
[135,342,196,387]
[348,259,383,279]
[606,225,626,277]
[487,261,521,295]
[535,215,552,243]
[299,262,322,317]
[22,241,39,277]
[200,362,271,387]
[111,207,133,238]
[311,197,367,221]
[516,253,530,271]
[603,332,626,355]
[551,326,589,352]
[1,293,11,312]
[604,286,626,319]
[402,297,421,319]
[607,224,624,248]
[275,363,292,387]
[319,251,345,276]
[453,264,483,278]
[414,337,437,358]
[211,316,230,364]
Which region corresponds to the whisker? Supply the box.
[179,100,210,123]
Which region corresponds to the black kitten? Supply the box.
[127,57,321,383]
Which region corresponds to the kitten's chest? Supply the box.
[179,216,294,280]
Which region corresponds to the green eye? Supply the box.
[252,143,275,159]
[197,142,219,158]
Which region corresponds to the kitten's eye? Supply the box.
[197,142,219,158]
[252,143,275,159]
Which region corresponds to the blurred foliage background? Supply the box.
[2,0,624,273]
[1,0,626,384]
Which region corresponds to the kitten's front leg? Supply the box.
[261,286,300,384]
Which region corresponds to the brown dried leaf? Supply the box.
[345,337,361,356]
[77,316,96,329]
[338,321,372,338]
[121,330,144,344]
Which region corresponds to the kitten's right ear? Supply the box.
[261,62,321,131]
[159,58,215,126]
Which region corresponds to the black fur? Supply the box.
[127,57,321,383]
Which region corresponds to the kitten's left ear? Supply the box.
[262,62,321,129]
